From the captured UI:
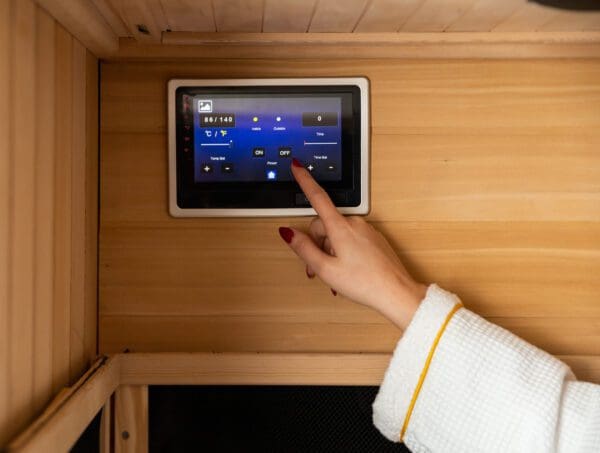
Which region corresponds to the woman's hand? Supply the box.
[278,158,427,331]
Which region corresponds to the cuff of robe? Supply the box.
[372,283,462,442]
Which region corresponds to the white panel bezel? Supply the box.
[168,77,370,217]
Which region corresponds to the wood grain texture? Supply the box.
[99,58,600,369]
[33,0,119,56]
[7,357,119,453]
[10,0,37,437]
[84,51,99,367]
[308,0,370,32]
[159,0,215,32]
[401,0,478,32]
[76,0,600,38]
[33,5,56,413]
[262,0,317,33]
[118,352,600,385]
[114,385,148,453]
[0,0,10,445]
[354,0,423,32]
[0,4,99,446]
[213,0,264,32]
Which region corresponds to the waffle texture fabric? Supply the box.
[373,284,600,452]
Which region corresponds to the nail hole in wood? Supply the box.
[122,430,130,440]
[136,24,150,35]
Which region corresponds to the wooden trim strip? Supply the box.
[112,32,600,60]
[118,352,392,386]
[162,31,600,46]
[7,356,120,452]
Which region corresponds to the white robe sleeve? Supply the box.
[372,284,600,453]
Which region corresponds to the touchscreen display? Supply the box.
[190,95,342,182]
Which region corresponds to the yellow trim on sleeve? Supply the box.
[399,302,463,442]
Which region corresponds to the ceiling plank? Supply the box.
[540,10,600,32]
[446,0,522,32]
[213,0,264,32]
[309,0,370,32]
[159,0,215,32]
[401,0,478,32]
[493,1,560,32]
[107,0,167,43]
[90,0,130,36]
[354,0,423,32]
[263,0,317,33]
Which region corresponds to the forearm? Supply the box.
[373,284,600,452]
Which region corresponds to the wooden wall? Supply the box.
[100,58,600,377]
[0,0,98,446]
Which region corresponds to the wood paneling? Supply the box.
[99,58,600,380]
[262,0,317,33]
[66,0,600,40]
[0,1,99,446]
[114,385,148,453]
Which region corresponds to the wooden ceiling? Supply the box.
[92,0,600,42]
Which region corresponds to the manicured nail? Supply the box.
[278,227,294,244]
[292,158,303,168]
[306,266,315,279]
[331,289,337,296]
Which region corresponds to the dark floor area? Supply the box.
[149,385,409,453]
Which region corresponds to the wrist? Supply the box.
[378,282,427,330]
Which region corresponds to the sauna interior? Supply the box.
[1,0,599,451]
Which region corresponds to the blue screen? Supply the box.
[193,95,342,182]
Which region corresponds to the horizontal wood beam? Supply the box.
[110,32,600,60]
[5,352,600,450]
[118,353,600,386]
[119,352,392,386]
[7,356,120,452]
[34,0,119,57]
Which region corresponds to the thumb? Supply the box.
[278,227,333,276]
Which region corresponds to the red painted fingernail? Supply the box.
[331,289,337,296]
[292,158,303,168]
[306,267,315,279]
[278,227,294,244]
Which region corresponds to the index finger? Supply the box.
[291,158,345,228]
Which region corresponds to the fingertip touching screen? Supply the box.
[168,78,369,217]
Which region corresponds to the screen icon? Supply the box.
[253,147,265,157]
[306,163,315,172]
[201,163,213,173]
[198,100,213,112]
[204,130,212,137]
[267,170,277,180]
[221,163,234,173]
[326,164,336,172]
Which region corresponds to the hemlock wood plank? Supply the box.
[116,353,600,385]
[446,0,522,32]
[159,0,215,32]
[262,0,317,33]
[308,0,371,33]
[9,0,37,438]
[53,24,73,394]
[213,0,264,32]
[114,385,148,453]
[400,0,478,32]
[0,0,11,445]
[33,5,56,412]
[33,0,119,56]
[84,50,99,366]
[354,0,424,32]
[69,39,87,383]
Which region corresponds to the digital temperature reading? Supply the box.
[199,114,236,127]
